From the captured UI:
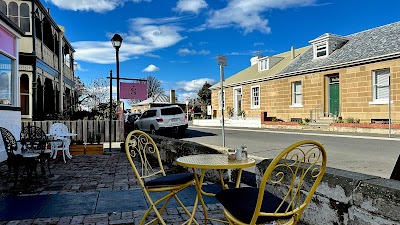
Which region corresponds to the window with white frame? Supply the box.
[291,81,302,106]
[258,58,268,71]
[372,68,390,103]
[20,3,30,33]
[314,42,327,58]
[251,85,260,108]
[218,91,225,110]
[8,1,18,25]
[0,0,7,15]
[0,53,13,106]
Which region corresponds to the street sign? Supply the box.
[217,55,227,66]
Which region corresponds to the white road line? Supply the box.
[192,126,400,141]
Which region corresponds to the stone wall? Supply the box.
[151,135,230,183]
[211,58,400,123]
[152,135,400,225]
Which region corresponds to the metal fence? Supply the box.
[21,120,125,143]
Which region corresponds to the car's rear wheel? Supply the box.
[150,125,157,135]
[178,126,186,136]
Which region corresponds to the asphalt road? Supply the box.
[182,126,400,179]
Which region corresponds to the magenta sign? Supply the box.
[120,82,147,100]
[0,26,16,57]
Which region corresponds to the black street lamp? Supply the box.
[111,34,123,102]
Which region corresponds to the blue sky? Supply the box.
[42,0,400,105]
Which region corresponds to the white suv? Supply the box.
[134,105,188,135]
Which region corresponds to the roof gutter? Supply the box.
[210,51,400,90]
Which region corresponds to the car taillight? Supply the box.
[156,118,163,122]
[184,115,187,119]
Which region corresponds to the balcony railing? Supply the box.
[35,38,59,71]
[63,64,73,81]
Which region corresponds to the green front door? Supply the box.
[329,82,340,116]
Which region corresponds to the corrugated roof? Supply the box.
[133,93,170,106]
[211,46,310,89]
[281,21,400,74]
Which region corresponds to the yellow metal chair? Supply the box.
[215,140,327,225]
[125,130,198,225]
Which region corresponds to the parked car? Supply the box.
[134,105,188,135]
[125,113,142,132]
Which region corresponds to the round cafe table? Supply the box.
[47,133,77,162]
[177,154,255,225]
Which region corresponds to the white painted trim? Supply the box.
[369,100,393,105]
[250,85,260,109]
[290,104,304,108]
[233,86,242,116]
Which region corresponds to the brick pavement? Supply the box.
[0,151,305,225]
[0,152,228,225]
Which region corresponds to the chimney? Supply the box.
[170,90,176,104]
[47,8,50,13]
[250,56,260,66]
[291,46,295,60]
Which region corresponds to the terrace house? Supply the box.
[210,21,400,124]
[0,0,76,121]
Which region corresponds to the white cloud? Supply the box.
[254,42,264,46]
[142,64,160,72]
[74,62,87,71]
[175,78,215,92]
[45,0,151,13]
[205,0,316,33]
[178,48,210,56]
[73,17,186,64]
[174,0,208,14]
[174,78,216,102]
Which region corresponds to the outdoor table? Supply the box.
[47,133,77,160]
[21,152,39,180]
[176,154,255,225]
[18,138,54,176]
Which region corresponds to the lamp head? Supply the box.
[111,34,123,50]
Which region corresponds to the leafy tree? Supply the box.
[197,82,212,118]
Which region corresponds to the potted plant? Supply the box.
[84,132,103,155]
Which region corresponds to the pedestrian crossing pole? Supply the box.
[217,55,227,147]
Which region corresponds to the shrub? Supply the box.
[227,106,234,117]
[334,118,344,123]
[87,132,95,144]
[345,117,360,123]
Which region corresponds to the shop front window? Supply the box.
[0,54,12,105]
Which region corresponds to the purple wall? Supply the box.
[0,26,16,57]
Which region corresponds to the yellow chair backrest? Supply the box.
[253,140,327,224]
[125,130,166,188]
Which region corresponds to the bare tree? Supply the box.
[77,77,109,110]
[146,75,164,98]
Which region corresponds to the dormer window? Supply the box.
[258,56,283,72]
[315,42,327,58]
[259,57,269,71]
[310,33,348,60]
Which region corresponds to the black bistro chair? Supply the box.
[0,127,24,186]
[20,126,52,175]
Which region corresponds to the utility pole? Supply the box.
[217,55,227,147]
